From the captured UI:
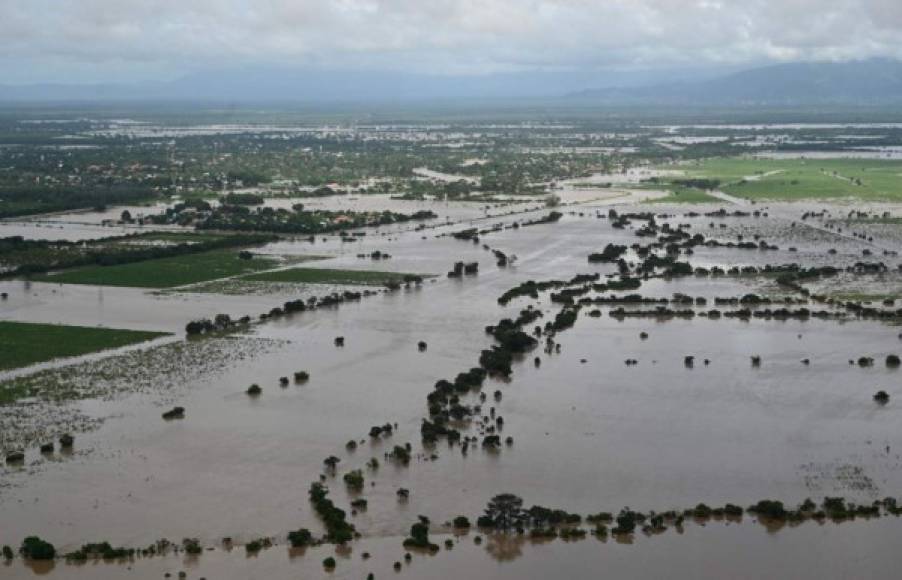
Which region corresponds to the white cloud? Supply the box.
[1,0,901,81]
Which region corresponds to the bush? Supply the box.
[452,516,471,528]
[748,499,786,520]
[323,556,336,569]
[182,538,202,555]
[343,469,364,491]
[287,528,313,548]
[20,536,56,560]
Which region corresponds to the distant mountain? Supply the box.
[569,59,902,105]
[2,60,899,105]
[0,65,725,103]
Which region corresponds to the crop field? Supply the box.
[35,250,284,288]
[0,321,168,377]
[648,186,718,203]
[662,158,902,201]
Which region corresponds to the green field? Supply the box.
[37,250,283,288]
[0,321,169,376]
[649,186,718,203]
[242,267,425,285]
[660,157,902,201]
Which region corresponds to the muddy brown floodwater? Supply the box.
[2,196,902,579]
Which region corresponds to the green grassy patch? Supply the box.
[829,292,899,302]
[648,187,718,203]
[659,157,902,201]
[36,250,284,288]
[0,321,169,376]
[242,267,426,286]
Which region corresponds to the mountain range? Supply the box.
[1,59,900,105]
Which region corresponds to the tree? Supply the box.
[287,528,312,548]
[20,536,56,560]
[484,493,525,530]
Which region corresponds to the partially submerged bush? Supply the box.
[343,469,365,491]
[20,536,56,560]
[162,406,185,420]
[287,528,313,548]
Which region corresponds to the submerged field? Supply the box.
[7,116,902,579]
[0,321,168,377]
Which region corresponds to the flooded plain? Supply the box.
[3,194,902,578]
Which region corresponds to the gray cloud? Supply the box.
[1,0,902,82]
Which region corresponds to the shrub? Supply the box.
[287,528,312,548]
[20,536,56,560]
[323,556,336,569]
[343,469,364,491]
[452,516,471,529]
[182,538,202,555]
[748,499,786,520]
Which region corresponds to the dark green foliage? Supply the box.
[612,509,640,535]
[476,515,495,528]
[526,506,582,527]
[2,233,276,281]
[223,192,264,205]
[343,469,364,491]
[748,499,787,520]
[182,538,202,555]
[0,184,157,219]
[323,556,336,569]
[452,516,471,528]
[403,519,439,551]
[588,244,627,263]
[287,528,313,548]
[483,494,525,530]
[20,536,56,560]
[198,205,436,235]
[390,445,411,464]
[479,346,514,376]
[309,483,356,544]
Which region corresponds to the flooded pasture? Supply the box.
[3,194,902,578]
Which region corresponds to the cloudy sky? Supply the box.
[1,0,901,84]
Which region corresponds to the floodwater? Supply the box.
[2,195,902,578]
[6,519,902,580]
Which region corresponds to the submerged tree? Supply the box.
[483,493,525,530]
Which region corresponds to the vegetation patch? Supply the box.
[659,158,902,201]
[0,321,168,374]
[242,267,427,286]
[37,249,285,288]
